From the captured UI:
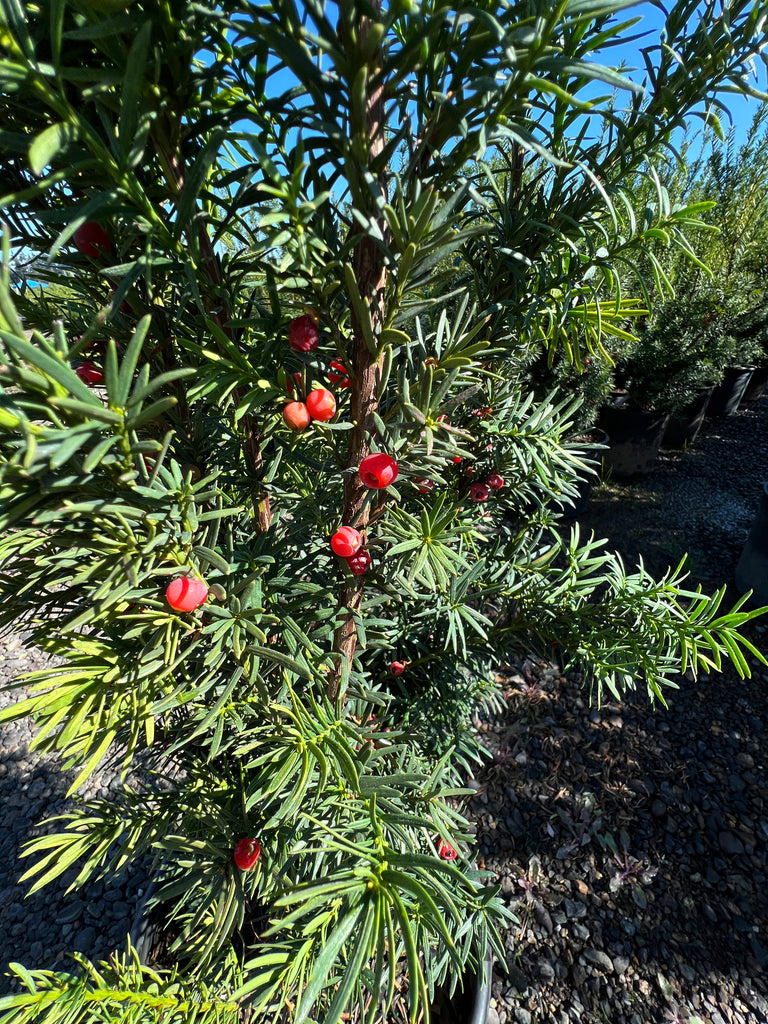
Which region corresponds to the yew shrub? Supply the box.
[0,1,766,1023]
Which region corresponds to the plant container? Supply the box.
[706,366,754,418]
[661,386,714,449]
[131,890,495,1024]
[735,482,768,609]
[558,427,609,517]
[598,403,670,478]
[740,363,768,404]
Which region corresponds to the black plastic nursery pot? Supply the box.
[558,427,609,518]
[735,481,768,609]
[131,891,495,1024]
[661,386,714,449]
[706,366,754,418]
[741,363,768,404]
[598,403,670,478]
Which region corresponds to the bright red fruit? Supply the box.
[331,526,362,558]
[346,550,371,575]
[437,838,458,861]
[306,388,336,421]
[283,401,311,431]
[359,453,398,489]
[288,314,320,352]
[284,372,303,395]
[415,479,434,493]
[486,472,504,490]
[165,576,208,612]
[328,360,351,387]
[73,222,111,259]
[233,837,261,871]
[469,482,489,502]
[76,362,104,384]
[390,661,406,676]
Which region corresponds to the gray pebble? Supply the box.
[58,903,83,924]
[563,898,587,919]
[612,955,630,975]
[583,948,614,973]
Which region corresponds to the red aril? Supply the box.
[73,222,111,259]
[389,661,406,676]
[486,472,504,490]
[306,388,336,421]
[76,362,104,384]
[437,838,457,861]
[283,401,311,431]
[359,453,398,489]
[233,837,261,871]
[331,526,362,557]
[469,482,489,502]
[345,550,371,575]
[328,360,351,387]
[165,577,208,612]
[288,314,319,352]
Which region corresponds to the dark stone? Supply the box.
[718,831,745,855]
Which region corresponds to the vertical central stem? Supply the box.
[328,8,387,701]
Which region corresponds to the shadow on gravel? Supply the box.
[475,654,768,1023]
[0,666,149,995]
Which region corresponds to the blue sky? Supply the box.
[593,2,768,148]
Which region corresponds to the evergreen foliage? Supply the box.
[0,1,766,1022]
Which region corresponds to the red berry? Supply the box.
[469,482,489,502]
[486,472,504,490]
[452,456,462,464]
[390,661,406,676]
[75,362,104,384]
[437,838,457,861]
[415,479,434,493]
[328,360,351,387]
[346,550,371,575]
[283,401,311,431]
[288,314,319,353]
[359,453,398,489]
[165,576,208,612]
[233,837,261,871]
[73,222,111,259]
[331,526,362,558]
[285,372,303,395]
[306,388,336,421]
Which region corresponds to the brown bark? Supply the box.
[328,8,388,701]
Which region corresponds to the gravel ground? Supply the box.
[0,635,152,991]
[472,391,768,1024]
[0,393,766,1021]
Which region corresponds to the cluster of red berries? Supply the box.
[468,472,504,502]
[283,388,337,430]
[330,526,372,575]
[283,317,352,429]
